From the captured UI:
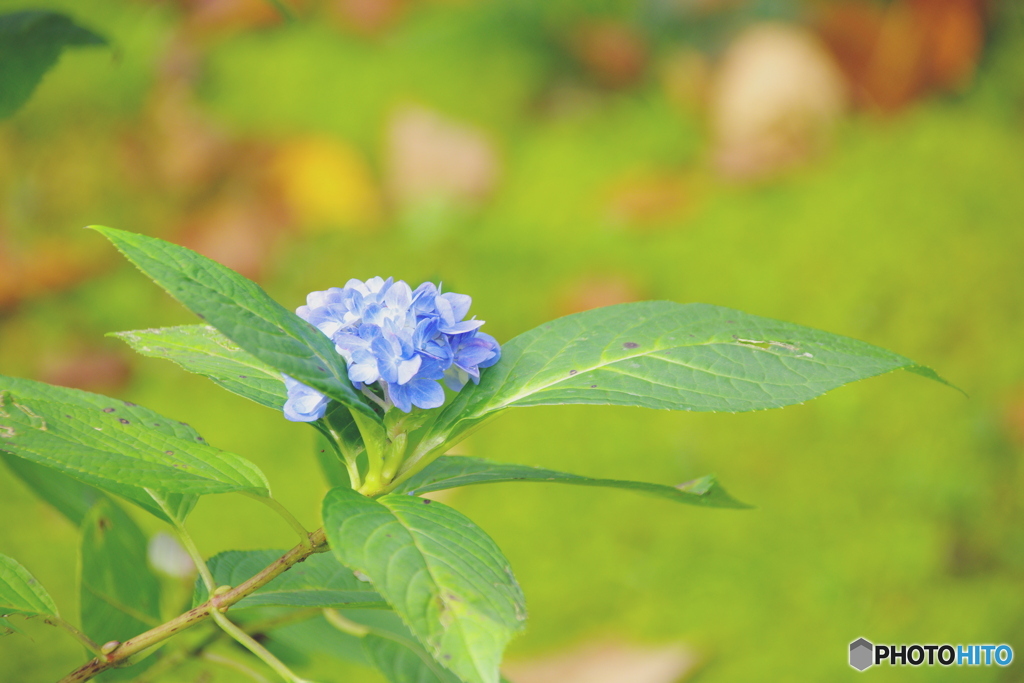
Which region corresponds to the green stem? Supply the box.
[385,415,498,494]
[322,608,369,637]
[133,609,322,683]
[58,529,328,683]
[245,493,312,551]
[352,411,387,495]
[209,609,310,683]
[379,432,407,483]
[202,652,272,683]
[324,422,363,490]
[174,522,215,592]
[46,618,103,657]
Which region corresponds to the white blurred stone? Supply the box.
[710,22,848,180]
[505,640,698,683]
[148,532,196,579]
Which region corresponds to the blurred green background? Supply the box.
[2,0,1023,681]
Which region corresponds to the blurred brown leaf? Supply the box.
[386,105,500,207]
[604,170,699,229]
[129,41,234,193]
[172,0,300,34]
[38,350,132,395]
[327,0,407,36]
[176,173,290,281]
[558,275,644,316]
[815,0,985,112]
[570,21,649,89]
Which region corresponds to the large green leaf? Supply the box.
[0,553,59,618]
[193,549,385,609]
[0,376,268,514]
[273,610,463,683]
[1,452,109,525]
[80,500,161,679]
[393,456,749,509]
[113,325,288,410]
[418,301,947,452]
[323,487,526,683]
[0,11,107,119]
[364,632,464,683]
[92,227,378,422]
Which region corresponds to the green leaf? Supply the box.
[1,452,109,525]
[0,553,59,618]
[323,487,526,683]
[113,325,288,410]
[393,456,750,509]
[80,500,161,679]
[423,301,948,447]
[0,11,107,119]
[193,550,385,610]
[314,433,353,489]
[0,375,268,516]
[91,227,379,423]
[364,633,464,683]
[0,616,25,636]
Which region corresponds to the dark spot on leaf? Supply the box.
[238,375,247,379]
[98,517,110,531]
[179,422,189,426]
[623,342,639,349]
[166,451,174,456]
[103,407,115,413]
[726,320,735,323]
[153,423,160,427]
[196,437,204,442]
[317,366,326,372]
[123,401,136,407]
[65,415,72,419]
[119,418,130,425]
[422,498,432,504]
[443,654,452,661]
[320,450,324,453]
[688,334,695,337]
[591,385,598,388]
[569,369,577,375]
[197,314,206,320]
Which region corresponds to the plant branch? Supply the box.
[57,528,327,683]
[245,493,312,551]
[202,651,273,683]
[209,609,309,683]
[173,521,215,592]
[131,609,321,683]
[45,618,103,657]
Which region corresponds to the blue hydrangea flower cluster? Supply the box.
[282,277,500,422]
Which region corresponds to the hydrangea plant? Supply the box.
[0,228,948,683]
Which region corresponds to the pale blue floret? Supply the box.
[282,375,330,422]
[283,277,500,420]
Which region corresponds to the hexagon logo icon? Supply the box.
[850,638,874,671]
